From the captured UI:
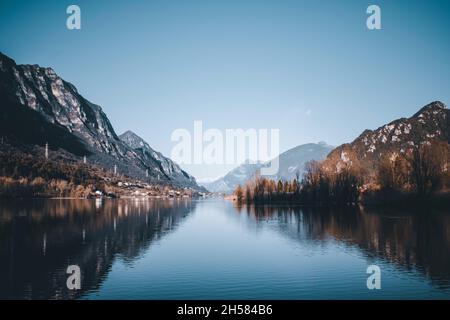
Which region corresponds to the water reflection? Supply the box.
[1,199,450,299]
[0,199,195,299]
[233,204,450,290]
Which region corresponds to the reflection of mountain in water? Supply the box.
[234,204,450,290]
[0,199,195,299]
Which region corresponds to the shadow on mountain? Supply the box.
[0,98,90,157]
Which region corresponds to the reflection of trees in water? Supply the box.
[234,203,450,289]
[0,199,195,299]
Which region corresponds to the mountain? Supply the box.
[200,161,265,194]
[270,142,334,180]
[323,101,450,175]
[119,130,199,188]
[0,52,203,190]
[201,142,333,193]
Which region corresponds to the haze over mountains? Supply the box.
[0,52,202,190]
[200,142,333,193]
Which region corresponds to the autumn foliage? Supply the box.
[0,144,106,197]
[234,140,450,205]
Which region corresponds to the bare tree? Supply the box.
[410,141,449,195]
[234,185,243,202]
[378,152,410,190]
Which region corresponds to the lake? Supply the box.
[0,198,449,299]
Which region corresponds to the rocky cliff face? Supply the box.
[0,52,203,190]
[0,52,124,156]
[119,130,199,188]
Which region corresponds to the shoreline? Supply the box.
[0,195,204,200]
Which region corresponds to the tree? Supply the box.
[377,152,410,191]
[410,141,450,195]
[234,185,243,202]
[277,180,283,194]
[245,184,252,203]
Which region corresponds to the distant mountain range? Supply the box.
[201,101,450,194]
[200,142,333,193]
[0,52,202,190]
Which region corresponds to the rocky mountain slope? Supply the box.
[323,101,450,175]
[119,130,198,187]
[201,142,333,193]
[0,52,202,190]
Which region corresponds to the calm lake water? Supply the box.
[0,198,449,300]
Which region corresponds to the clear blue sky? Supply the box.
[1,0,450,180]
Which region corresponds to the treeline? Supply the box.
[234,140,450,206]
[0,176,99,198]
[377,140,450,196]
[0,145,106,197]
[0,143,195,198]
[234,163,362,206]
